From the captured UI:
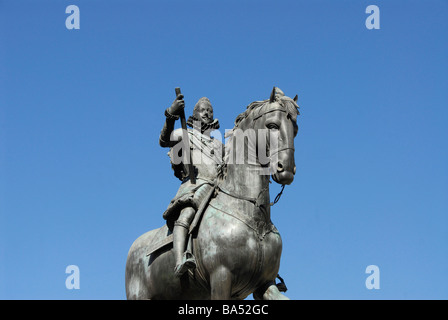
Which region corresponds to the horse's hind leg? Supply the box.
[210,266,232,299]
[253,281,290,300]
[125,253,151,300]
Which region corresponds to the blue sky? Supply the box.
[1,0,447,299]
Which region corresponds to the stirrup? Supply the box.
[276,274,288,292]
[174,252,197,278]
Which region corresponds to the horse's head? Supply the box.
[231,87,299,185]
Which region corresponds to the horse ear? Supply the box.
[269,87,276,103]
[293,95,298,102]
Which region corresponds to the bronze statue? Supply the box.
[126,87,299,300]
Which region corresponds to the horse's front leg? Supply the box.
[210,266,232,299]
[253,281,290,300]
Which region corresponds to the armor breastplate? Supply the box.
[190,131,222,181]
[168,128,223,182]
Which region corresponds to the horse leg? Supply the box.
[253,281,290,300]
[210,266,232,299]
[125,242,151,300]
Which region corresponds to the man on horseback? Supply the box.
[159,92,223,278]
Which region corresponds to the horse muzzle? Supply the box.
[272,162,295,185]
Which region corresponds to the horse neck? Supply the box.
[220,125,271,213]
[221,162,270,204]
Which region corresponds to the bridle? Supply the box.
[221,106,294,206]
[252,107,296,160]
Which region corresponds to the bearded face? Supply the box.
[186,97,220,132]
[193,102,214,125]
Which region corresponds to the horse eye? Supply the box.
[267,123,279,130]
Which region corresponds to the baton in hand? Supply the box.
[175,87,196,184]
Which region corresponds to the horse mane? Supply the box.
[234,95,299,128]
[218,95,299,180]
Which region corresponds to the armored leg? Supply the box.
[173,207,196,277]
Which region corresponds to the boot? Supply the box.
[173,223,196,277]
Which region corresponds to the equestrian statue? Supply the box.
[125,87,299,300]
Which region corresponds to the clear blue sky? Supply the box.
[1,0,447,299]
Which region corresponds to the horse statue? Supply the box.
[125,87,299,300]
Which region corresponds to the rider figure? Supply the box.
[159,93,222,278]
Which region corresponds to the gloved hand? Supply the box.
[167,94,185,116]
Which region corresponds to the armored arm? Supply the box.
[159,94,185,148]
[159,115,177,148]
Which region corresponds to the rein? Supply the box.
[272,184,285,206]
[217,185,268,207]
[217,184,286,207]
[269,147,295,158]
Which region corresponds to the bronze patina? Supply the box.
[125,87,299,300]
